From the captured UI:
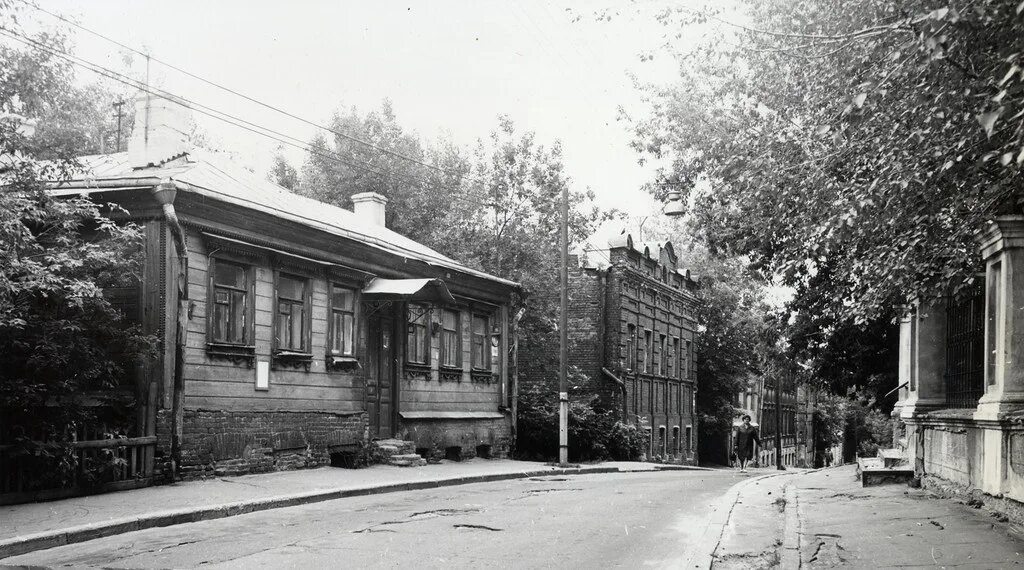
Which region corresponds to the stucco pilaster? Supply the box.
[976,216,1024,421]
[901,300,947,418]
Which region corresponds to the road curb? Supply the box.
[676,471,789,569]
[780,483,802,568]
[0,465,622,560]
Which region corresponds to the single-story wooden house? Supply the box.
[50,95,519,481]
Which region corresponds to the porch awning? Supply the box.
[361,278,455,303]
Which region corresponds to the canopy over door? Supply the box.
[361,278,455,304]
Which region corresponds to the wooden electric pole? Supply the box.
[558,182,569,466]
[112,99,126,152]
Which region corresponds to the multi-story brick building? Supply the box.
[520,232,699,463]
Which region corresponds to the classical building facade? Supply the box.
[520,233,699,463]
[895,216,1024,515]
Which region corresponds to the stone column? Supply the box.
[976,216,1024,420]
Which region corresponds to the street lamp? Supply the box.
[663,190,686,217]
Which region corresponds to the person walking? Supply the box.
[734,415,760,473]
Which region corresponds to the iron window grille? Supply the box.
[945,286,985,408]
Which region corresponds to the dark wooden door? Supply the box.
[368,313,396,439]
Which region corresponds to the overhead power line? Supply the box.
[0,26,499,209]
[15,0,494,190]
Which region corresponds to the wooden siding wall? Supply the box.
[181,228,364,413]
[400,305,505,413]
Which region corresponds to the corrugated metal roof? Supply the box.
[57,151,518,288]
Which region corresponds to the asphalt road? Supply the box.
[3,469,743,569]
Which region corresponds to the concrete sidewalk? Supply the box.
[0,458,703,560]
[714,464,1024,568]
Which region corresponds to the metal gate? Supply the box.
[945,286,985,408]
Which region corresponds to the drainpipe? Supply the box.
[510,306,526,444]
[153,179,188,483]
[601,368,629,423]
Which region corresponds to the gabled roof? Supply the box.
[51,150,518,288]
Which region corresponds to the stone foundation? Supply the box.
[157,408,368,479]
[399,416,512,461]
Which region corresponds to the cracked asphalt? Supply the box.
[2,470,742,568]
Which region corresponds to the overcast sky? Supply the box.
[18,0,701,216]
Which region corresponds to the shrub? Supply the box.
[515,386,645,462]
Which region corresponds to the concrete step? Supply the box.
[879,448,909,468]
[857,456,915,487]
[389,453,427,467]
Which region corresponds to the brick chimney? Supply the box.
[351,192,388,226]
[127,93,192,169]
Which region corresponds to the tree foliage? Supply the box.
[633,0,1023,325]
[685,252,778,435]
[1,16,155,488]
[291,103,608,333]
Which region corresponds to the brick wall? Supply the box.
[519,257,614,403]
[157,408,368,479]
[401,416,512,460]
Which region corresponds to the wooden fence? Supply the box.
[0,436,156,505]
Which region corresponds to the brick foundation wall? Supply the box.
[157,408,368,479]
[401,416,512,460]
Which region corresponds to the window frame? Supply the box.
[406,302,431,365]
[626,324,636,371]
[670,337,680,379]
[659,334,667,376]
[206,256,256,352]
[328,282,358,359]
[644,330,653,374]
[471,313,491,371]
[207,257,254,346]
[439,307,462,369]
[273,270,312,354]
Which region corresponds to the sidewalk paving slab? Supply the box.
[0,459,706,560]
[714,464,1024,569]
[794,465,1024,568]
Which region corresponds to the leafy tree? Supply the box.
[632,0,1023,326]
[623,0,1022,415]
[684,252,777,443]
[1,13,155,489]
[294,105,607,328]
[268,151,298,190]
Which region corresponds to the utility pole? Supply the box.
[558,182,569,466]
[775,377,784,470]
[112,99,126,152]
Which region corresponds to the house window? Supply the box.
[472,314,490,369]
[686,426,693,451]
[275,273,309,352]
[671,337,680,378]
[638,330,647,373]
[672,426,680,454]
[406,303,430,364]
[440,308,461,368]
[329,285,356,357]
[684,340,692,378]
[626,324,636,371]
[659,334,667,376]
[211,260,249,345]
[644,330,653,373]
